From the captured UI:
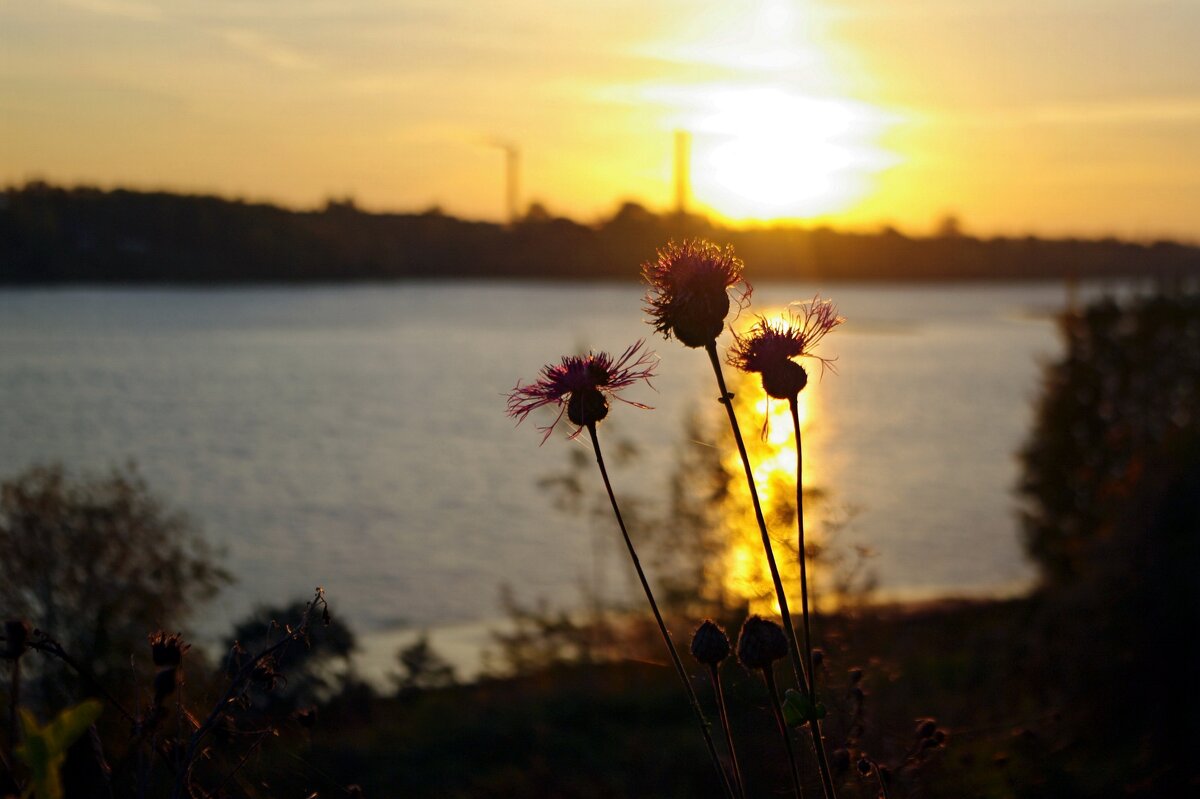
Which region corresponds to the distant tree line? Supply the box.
[2,182,1198,284]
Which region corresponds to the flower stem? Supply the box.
[761,665,804,798]
[586,423,735,799]
[703,342,809,692]
[709,663,747,799]
[8,657,19,752]
[790,397,839,799]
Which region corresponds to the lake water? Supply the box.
[0,281,1111,677]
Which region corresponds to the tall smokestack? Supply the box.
[505,145,519,225]
[487,139,520,225]
[674,130,691,215]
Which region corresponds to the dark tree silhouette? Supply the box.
[0,463,228,703]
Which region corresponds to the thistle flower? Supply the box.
[642,239,752,348]
[506,340,656,443]
[729,296,844,399]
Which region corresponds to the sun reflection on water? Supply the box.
[707,322,829,618]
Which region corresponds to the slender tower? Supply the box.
[504,145,520,225]
[674,130,691,216]
[489,140,520,225]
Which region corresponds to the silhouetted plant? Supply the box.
[1020,291,1200,792]
[508,340,736,798]
[225,598,356,712]
[730,298,844,799]
[0,463,229,705]
[644,241,838,798]
[1019,293,1200,581]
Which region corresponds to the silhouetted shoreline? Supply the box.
[3,182,1198,285]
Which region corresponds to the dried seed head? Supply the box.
[149,631,189,668]
[736,615,789,670]
[689,619,731,665]
[2,619,31,660]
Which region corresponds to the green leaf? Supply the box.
[781,689,825,726]
[14,700,103,799]
[46,699,102,752]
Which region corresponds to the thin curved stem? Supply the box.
[762,665,804,798]
[587,423,735,799]
[704,342,809,694]
[790,397,817,698]
[790,397,839,799]
[869,760,891,799]
[709,663,746,799]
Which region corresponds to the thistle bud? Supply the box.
[848,666,864,684]
[2,619,30,660]
[857,757,873,776]
[689,619,731,665]
[915,718,937,739]
[760,359,808,400]
[736,615,788,670]
[566,387,609,427]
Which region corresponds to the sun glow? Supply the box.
[631,1,898,223]
[688,88,896,221]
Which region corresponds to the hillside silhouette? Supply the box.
[3,182,1198,284]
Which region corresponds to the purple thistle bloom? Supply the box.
[507,340,656,443]
[642,239,752,348]
[729,295,844,399]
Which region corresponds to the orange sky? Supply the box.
[2,0,1198,240]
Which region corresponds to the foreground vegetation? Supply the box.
[258,594,1180,798]
[2,278,1197,797]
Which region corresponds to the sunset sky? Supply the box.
[2,0,1198,239]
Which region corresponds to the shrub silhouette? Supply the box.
[1019,293,1200,581]
[0,463,228,703]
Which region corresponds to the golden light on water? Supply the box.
[707,334,828,617]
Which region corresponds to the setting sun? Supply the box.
[687,88,896,221]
